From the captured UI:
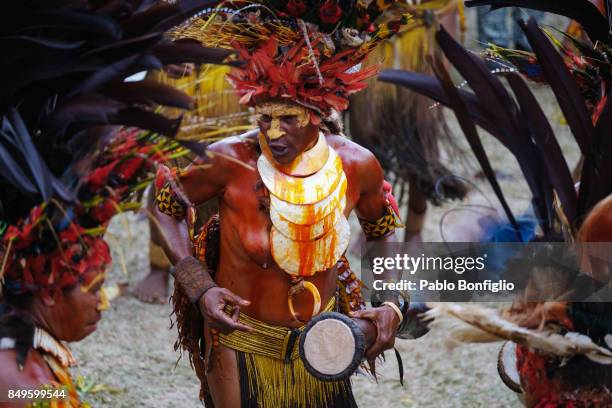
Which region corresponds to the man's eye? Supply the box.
[259,115,271,122]
[90,281,105,294]
[281,115,297,121]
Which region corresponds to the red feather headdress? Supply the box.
[227,35,381,113]
[174,1,411,115]
[1,129,185,297]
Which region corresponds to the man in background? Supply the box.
[477,7,544,50]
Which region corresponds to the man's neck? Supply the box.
[303,130,320,153]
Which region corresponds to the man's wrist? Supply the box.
[195,281,218,305]
[172,256,216,304]
[382,301,404,325]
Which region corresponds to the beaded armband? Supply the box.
[359,204,404,238]
[359,181,404,238]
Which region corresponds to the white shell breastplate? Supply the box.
[257,146,350,276]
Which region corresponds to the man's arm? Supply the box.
[350,148,404,360]
[153,205,251,333]
[153,140,232,261]
[353,147,403,298]
[153,140,251,333]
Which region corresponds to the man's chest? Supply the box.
[221,153,360,219]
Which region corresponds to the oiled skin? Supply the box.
[178,131,393,326]
[157,130,401,407]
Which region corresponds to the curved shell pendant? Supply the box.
[270,174,347,225]
[258,148,343,205]
[259,132,330,177]
[271,203,345,241]
[270,216,350,276]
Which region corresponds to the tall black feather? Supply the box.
[466,0,609,44]
[435,27,552,230]
[505,73,577,226]
[577,92,612,218]
[377,71,505,146]
[519,18,593,156]
[430,56,521,236]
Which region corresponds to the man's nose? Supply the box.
[268,117,284,139]
[97,287,110,311]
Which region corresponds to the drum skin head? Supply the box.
[299,312,366,382]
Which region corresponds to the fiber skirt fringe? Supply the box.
[220,299,357,408]
[237,350,357,408]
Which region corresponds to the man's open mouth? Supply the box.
[269,144,289,155]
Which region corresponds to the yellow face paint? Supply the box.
[255,102,311,140]
[269,116,283,139]
[97,287,110,312]
[80,271,106,293]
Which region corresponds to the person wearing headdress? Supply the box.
[153,1,415,406]
[0,1,237,405]
[135,0,469,303]
[349,0,469,244]
[381,0,612,405]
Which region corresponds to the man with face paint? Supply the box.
[154,3,412,407]
[157,102,405,408]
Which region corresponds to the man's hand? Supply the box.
[350,305,400,360]
[197,287,253,334]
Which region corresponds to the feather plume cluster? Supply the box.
[424,303,612,365]
[227,36,380,113]
[172,1,411,114]
[381,0,611,237]
[0,0,234,296]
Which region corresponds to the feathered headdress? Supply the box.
[381,0,611,237]
[380,1,612,404]
[0,0,235,298]
[173,0,411,115]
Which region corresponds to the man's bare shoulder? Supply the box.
[326,134,379,169]
[206,130,259,161]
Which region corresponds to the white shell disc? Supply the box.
[270,174,347,225]
[270,203,345,241]
[270,216,350,276]
[258,148,343,205]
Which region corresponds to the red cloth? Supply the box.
[383,180,401,220]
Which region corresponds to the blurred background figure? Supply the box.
[132,63,246,304]
[477,7,544,50]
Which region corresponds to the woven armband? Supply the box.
[171,256,216,304]
[156,182,188,221]
[358,205,403,239]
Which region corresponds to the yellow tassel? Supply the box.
[148,65,252,141]
[457,0,466,44]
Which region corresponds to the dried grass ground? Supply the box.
[72,13,579,407]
